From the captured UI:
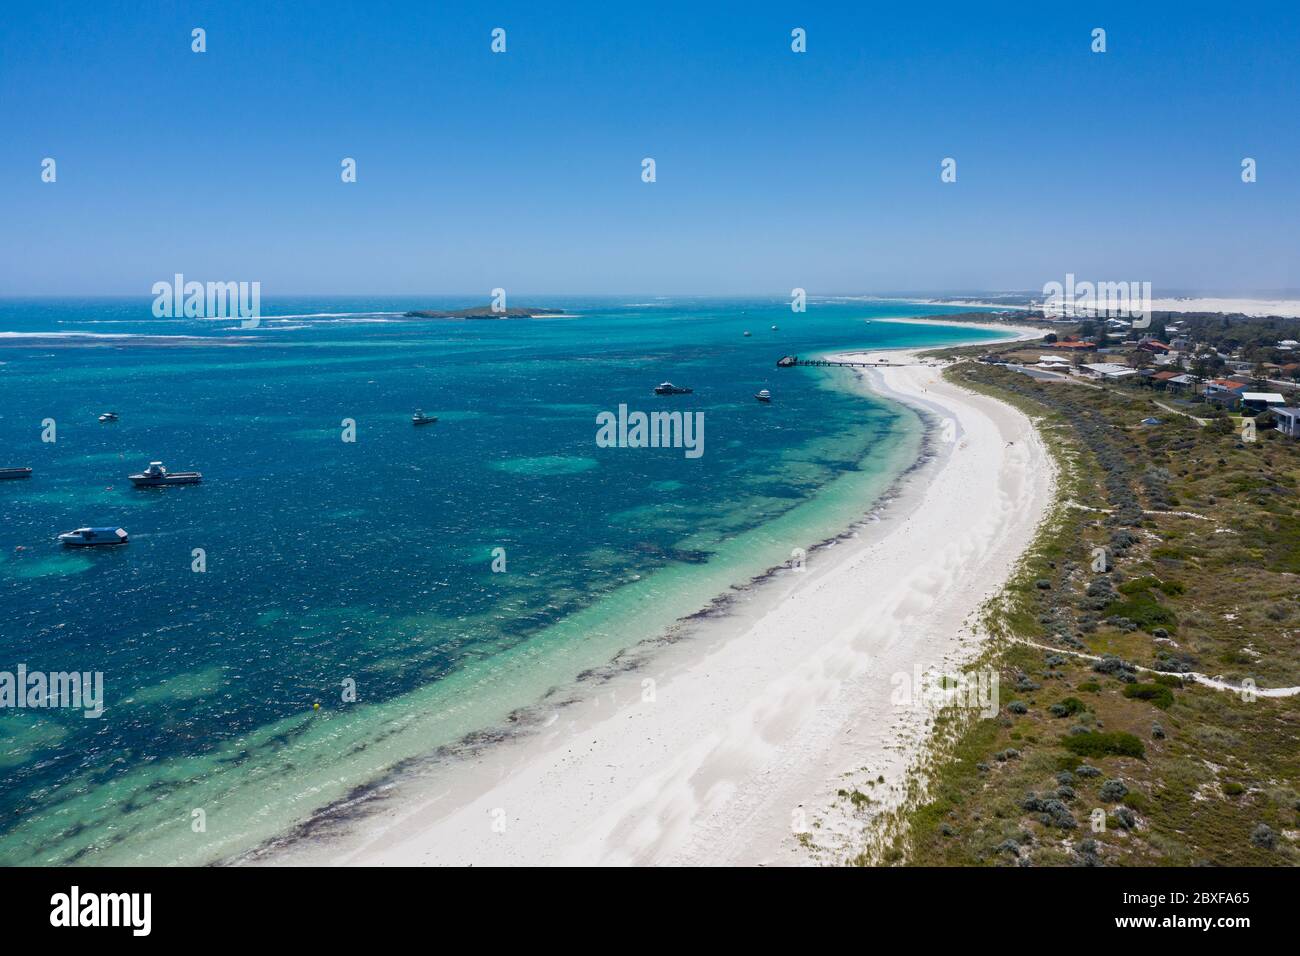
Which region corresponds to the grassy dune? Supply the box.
[872,349,1300,867]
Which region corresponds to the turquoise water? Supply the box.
[0,296,1001,864]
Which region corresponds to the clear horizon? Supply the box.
[3,1,1299,295]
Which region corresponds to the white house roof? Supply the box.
[1082,363,1136,376]
[1242,392,1286,403]
[1272,406,1300,419]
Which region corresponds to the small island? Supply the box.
[402,306,566,320]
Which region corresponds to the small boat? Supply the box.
[653,382,693,395]
[771,325,779,331]
[755,389,772,403]
[776,355,798,368]
[411,410,438,425]
[743,331,752,337]
[98,412,118,423]
[129,461,202,486]
[0,467,33,479]
[59,527,129,547]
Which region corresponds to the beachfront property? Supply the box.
[1080,362,1138,381]
[963,312,1300,428]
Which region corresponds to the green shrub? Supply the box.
[1051,697,1086,717]
[1078,681,1101,693]
[1062,731,1146,759]
[1123,683,1175,709]
[1105,593,1178,632]
[1118,577,1162,595]
[1223,781,1245,797]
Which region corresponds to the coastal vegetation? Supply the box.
[869,341,1300,867]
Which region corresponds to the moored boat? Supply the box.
[0,467,32,479]
[98,412,118,423]
[412,410,438,425]
[755,389,772,403]
[59,527,129,547]
[653,382,693,395]
[129,461,202,486]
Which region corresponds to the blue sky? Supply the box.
[2,1,1299,296]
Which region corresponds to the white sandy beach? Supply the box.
[262,321,1055,867]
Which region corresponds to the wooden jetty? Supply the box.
[776,355,906,368]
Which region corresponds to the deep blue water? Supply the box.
[0,295,1001,863]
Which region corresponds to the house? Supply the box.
[1241,391,1287,413]
[1270,406,1300,438]
[1204,378,1248,408]
[1167,373,1197,392]
[1137,339,1170,354]
[1047,340,1096,351]
[1081,362,1138,381]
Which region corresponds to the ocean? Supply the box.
[0,296,1002,864]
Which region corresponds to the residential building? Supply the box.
[1242,392,1287,413]
[1271,406,1300,438]
[1081,362,1138,381]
